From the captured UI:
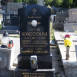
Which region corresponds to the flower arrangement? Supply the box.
[65,34,70,38]
[64,38,72,47]
[64,34,72,60]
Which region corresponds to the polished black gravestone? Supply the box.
[0,13,20,34]
[15,4,55,77]
[19,4,51,56]
[3,13,19,26]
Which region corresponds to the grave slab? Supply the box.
[0,38,20,70]
[54,31,77,77]
[15,69,55,77]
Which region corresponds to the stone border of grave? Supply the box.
[54,31,77,77]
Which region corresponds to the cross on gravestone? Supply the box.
[32,8,37,15]
[15,4,55,77]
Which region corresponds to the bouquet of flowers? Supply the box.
[64,38,72,47]
[64,34,72,60]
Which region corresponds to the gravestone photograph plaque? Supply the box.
[18,5,51,55]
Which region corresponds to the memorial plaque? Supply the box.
[18,5,51,55]
[15,69,55,77]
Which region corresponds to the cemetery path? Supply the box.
[50,47,65,77]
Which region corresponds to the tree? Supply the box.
[24,0,29,3]
[13,0,22,2]
[52,0,63,7]
[13,0,37,4]
[73,0,77,7]
[62,0,73,8]
[17,0,22,2]
[45,0,53,5]
[29,0,37,4]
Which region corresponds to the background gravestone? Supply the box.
[3,2,22,26]
[64,9,77,31]
[7,2,22,14]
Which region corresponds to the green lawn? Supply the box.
[0,25,2,30]
[50,22,54,41]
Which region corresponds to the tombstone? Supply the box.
[3,2,22,26]
[53,12,68,31]
[0,2,22,34]
[15,4,55,77]
[68,9,77,22]
[7,2,22,14]
[10,14,19,26]
[64,9,77,32]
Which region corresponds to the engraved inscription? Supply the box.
[20,6,50,55]
[21,27,49,54]
[22,72,46,77]
[28,16,41,19]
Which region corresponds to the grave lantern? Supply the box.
[8,40,14,49]
[1,31,10,48]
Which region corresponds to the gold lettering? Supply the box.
[22,51,33,53]
[28,16,41,19]
[22,32,48,36]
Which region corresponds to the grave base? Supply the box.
[18,55,52,69]
[15,68,55,77]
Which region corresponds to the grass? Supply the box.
[50,22,55,41]
[0,25,2,30]
[9,36,20,38]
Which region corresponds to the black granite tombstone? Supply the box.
[19,4,51,55]
[15,4,55,77]
[3,13,19,26]
[10,14,19,26]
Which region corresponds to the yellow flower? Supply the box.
[64,38,72,47]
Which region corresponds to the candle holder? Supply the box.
[1,31,10,48]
